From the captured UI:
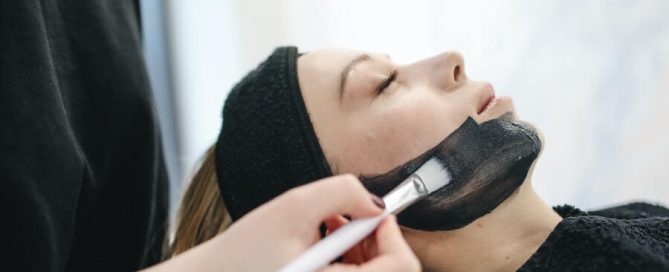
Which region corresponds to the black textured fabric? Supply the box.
[215,46,332,220]
[0,1,168,271]
[519,202,669,271]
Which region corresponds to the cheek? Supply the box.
[354,93,470,174]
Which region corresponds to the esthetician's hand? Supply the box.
[144,174,420,272]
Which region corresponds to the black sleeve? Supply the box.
[0,1,168,271]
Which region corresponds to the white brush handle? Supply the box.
[278,213,387,272]
[278,174,431,272]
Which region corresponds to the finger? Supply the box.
[320,263,354,272]
[342,240,366,265]
[324,215,348,235]
[356,216,420,272]
[320,262,366,272]
[343,232,375,264]
[280,174,384,225]
[322,218,420,272]
[323,215,368,264]
[362,231,378,261]
[375,216,414,256]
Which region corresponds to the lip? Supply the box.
[476,84,496,114]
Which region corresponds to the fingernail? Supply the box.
[371,194,385,209]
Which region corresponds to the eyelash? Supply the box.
[376,70,397,94]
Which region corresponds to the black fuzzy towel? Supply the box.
[519,202,669,271]
[215,46,333,220]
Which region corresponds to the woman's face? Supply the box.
[298,49,516,177]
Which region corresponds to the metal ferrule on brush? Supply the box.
[383,173,430,215]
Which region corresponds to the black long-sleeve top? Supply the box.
[0,1,168,271]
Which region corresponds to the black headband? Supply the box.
[215,46,333,220]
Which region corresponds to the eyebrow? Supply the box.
[339,54,371,99]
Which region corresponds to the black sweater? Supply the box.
[519,203,669,271]
[0,1,168,271]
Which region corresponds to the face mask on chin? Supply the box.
[362,113,542,231]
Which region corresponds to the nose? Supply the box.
[438,51,466,90]
[399,50,467,91]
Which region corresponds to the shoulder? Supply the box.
[519,203,669,271]
[589,202,669,219]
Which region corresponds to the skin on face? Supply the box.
[297,49,516,177]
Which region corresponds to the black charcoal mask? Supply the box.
[362,113,541,231]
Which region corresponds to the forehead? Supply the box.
[299,49,389,73]
[300,48,364,66]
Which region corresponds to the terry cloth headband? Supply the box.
[215,46,333,220]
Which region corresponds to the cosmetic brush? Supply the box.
[278,157,452,272]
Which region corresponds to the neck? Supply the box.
[402,178,562,272]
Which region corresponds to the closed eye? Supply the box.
[376,70,397,94]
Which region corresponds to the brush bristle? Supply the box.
[414,157,452,193]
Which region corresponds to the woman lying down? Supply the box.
[168,46,669,271]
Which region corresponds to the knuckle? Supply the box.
[343,173,358,180]
[284,186,310,204]
[338,175,366,197]
[339,174,362,189]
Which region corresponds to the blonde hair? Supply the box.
[167,145,232,257]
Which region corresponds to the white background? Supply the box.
[165,0,669,210]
